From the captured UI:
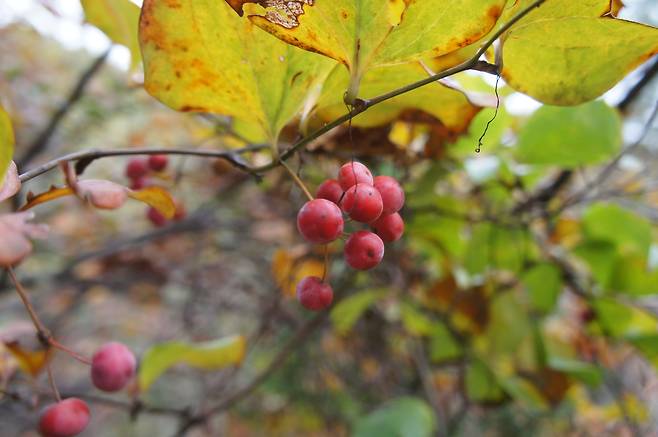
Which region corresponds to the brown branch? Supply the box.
[17,50,110,167]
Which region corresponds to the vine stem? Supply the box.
[6,267,92,365]
[279,159,314,201]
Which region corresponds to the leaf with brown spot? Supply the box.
[232,0,506,100]
[140,0,335,143]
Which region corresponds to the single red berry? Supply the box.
[147,207,167,227]
[297,199,344,244]
[371,212,405,242]
[91,342,137,392]
[148,154,169,172]
[337,162,374,190]
[130,177,148,190]
[38,398,90,437]
[344,231,384,270]
[125,158,148,180]
[316,179,343,205]
[341,184,383,223]
[373,175,405,215]
[296,276,333,310]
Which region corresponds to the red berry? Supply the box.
[296,276,333,310]
[130,177,147,190]
[38,398,90,437]
[173,203,187,221]
[344,231,384,270]
[148,154,169,172]
[316,179,343,205]
[337,162,374,190]
[373,176,405,215]
[371,212,405,242]
[297,199,344,244]
[91,342,136,392]
[147,207,167,227]
[341,184,383,223]
[125,158,148,180]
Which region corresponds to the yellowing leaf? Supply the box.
[20,186,74,211]
[5,341,51,378]
[235,0,506,99]
[139,335,246,391]
[316,62,481,133]
[128,186,176,219]
[501,17,658,105]
[81,0,141,70]
[139,0,334,143]
[272,249,324,298]
[0,105,14,184]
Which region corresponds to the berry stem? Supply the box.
[280,159,313,201]
[46,362,62,402]
[50,339,92,366]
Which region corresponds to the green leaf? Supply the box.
[139,335,246,391]
[429,322,462,363]
[592,298,657,338]
[330,289,386,335]
[140,0,334,143]
[573,241,618,289]
[516,101,621,167]
[400,302,435,337]
[234,0,506,98]
[501,17,658,105]
[81,0,141,70]
[522,263,562,313]
[466,358,505,402]
[500,376,548,410]
[353,397,436,437]
[547,356,602,386]
[609,255,658,296]
[626,334,658,368]
[0,105,14,183]
[464,224,529,275]
[582,203,651,257]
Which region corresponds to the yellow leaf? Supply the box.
[140,0,334,143]
[138,335,246,391]
[128,186,176,219]
[0,104,14,184]
[5,341,51,378]
[20,186,74,211]
[81,0,142,70]
[272,249,324,298]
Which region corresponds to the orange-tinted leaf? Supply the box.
[20,186,73,211]
[128,186,176,219]
[5,341,52,378]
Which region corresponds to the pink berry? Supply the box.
[148,154,169,172]
[344,231,384,270]
[296,276,333,311]
[341,184,383,223]
[90,342,137,392]
[297,199,344,244]
[316,179,343,205]
[147,207,167,227]
[337,162,373,190]
[125,158,148,180]
[373,176,405,215]
[38,398,90,437]
[371,212,405,242]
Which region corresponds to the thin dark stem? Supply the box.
[7,267,51,342]
[46,363,62,402]
[280,159,313,201]
[18,50,110,167]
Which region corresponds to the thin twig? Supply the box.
[7,267,51,343]
[280,159,314,201]
[46,363,61,402]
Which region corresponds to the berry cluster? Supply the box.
[124,155,186,226]
[295,162,405,311]
[38,342,136,437]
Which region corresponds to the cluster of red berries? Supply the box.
[38,342,136,437]
[295,162,405,311]
[124,155,186,226]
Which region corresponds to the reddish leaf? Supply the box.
[0,161,20,202]
[0,212,49,267]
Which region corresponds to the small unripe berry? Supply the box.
[125,158,148,180]
[344,231,384,270]
[90,342,137,392]
[147,207,167,227]
[148,154,169,172]
[296,276,333,310]
[38,398,90,437]
[373,176,405,215]
[316,179,343,205]
[337,162,373,190]
[371,212,405,242]
[341,184,383,223]
[297,199,344,244]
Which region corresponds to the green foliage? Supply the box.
[522,263,562,313]
[582,203,652,257]
[138,336,245,391]
[516,101,621,167]
[330,289,387,335]
[352,397,436,437]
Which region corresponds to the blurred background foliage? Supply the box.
[1,1,658,436]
